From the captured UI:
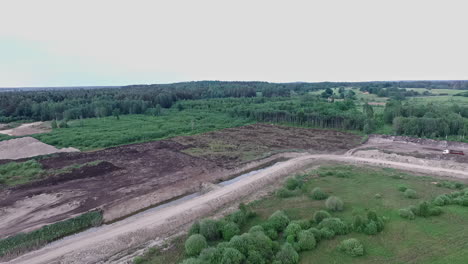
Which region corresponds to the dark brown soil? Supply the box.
[0,124,361,237]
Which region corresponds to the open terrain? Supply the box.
[6,154,468,264]
[3,123,468,263]
[0,124,360,239]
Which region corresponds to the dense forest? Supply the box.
[2,80,468,140]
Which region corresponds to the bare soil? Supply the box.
[0,124,360,238]
[7,154,468,264]
[0,137,79,160]
[0,122,50,136]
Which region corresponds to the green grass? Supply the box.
[141,165,468,264]
[0,160,44,186]
[32,109,253,151]
[0,211,102,259]
[0,160,104,188]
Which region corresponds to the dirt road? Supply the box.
[6,154,468,264]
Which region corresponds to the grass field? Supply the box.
[32,110,252,150]
[139,165,468,264]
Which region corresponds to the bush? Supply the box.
[276,188,295,198]
[297,230,316,251]
[310,187,328,200]
[189,221,200,235]
[307,228,322,242]
[268,211,290,231]
[227,210,247,226]
[221,222,240,241]
[454,196,468,206]
[290,219,310,230]
[313,210,331,224]
[249,225,264,234]
[429,206,443,216]
[265,229,278,240]
[338,238,364,257]
[221,247,244,264]
[398,209,415,220]
[352,215,365,232]
[275,243,299,264]
[285,177,300,190]
[404,189,417,199]
[398,185,408,192]
[229,234,252,255]
[363,221,378,235]
[199,219,220,241]
[185,234,208,256]
[325,196,344,212]
[284,223,302,239]
[199,247,223,263]
[246,250,265,264]
[319,227,335,239]
[317,218,348,235]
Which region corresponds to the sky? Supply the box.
[0,0,467,87]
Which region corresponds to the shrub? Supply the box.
[246,250,265,264]
[227,210,247,226]
[313,210,331,224]
[189,221,200,235]
[275,243,299,264]
[229,234,252,255]
[363,221,378,235]
[284,223,302,239]
[285,177,300,190]
[199,247,223,263]
[397,185,408,192]
[290,219,310,230]
[325,196,344,212]
[297,230,316,251]
[185,234,208,256]
[268,211,290,231]
[265,229,278,240]
[199,219,220,241]
[307,228,322,242]
[310,187,328,200]
[317,218,348,235]
[319,227,335,239]
[249,225,264,234]
[352,215,365,232]
[454,196,468,206]
[221,222,240,241]
[398,209,415,220]
[221,247,244,264]
[429,206,443,216]
[338,238,364,257]
[404,189,417,199]
[276,188,295,198]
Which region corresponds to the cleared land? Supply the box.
[6,154,468,264]
[0,122,50,137]
[0,137,78,160]
[0,124,360,238]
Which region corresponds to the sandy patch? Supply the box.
[0,122,51,137]
[0,137,79,160]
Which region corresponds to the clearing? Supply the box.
[0,124,360,238]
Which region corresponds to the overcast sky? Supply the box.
[1,0,467,87]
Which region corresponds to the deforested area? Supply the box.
[2,1,468,262]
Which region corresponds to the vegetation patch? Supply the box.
[0,211,102,259]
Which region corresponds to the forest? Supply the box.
[2,80,468,141]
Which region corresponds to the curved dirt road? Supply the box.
[6,154,468,264]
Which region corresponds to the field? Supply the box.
[32,110,253,150]
[140,165,468,264]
